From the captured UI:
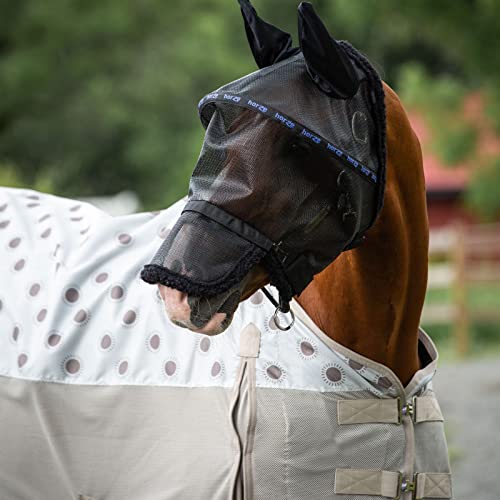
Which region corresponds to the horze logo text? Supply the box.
[223,93,241,103]
[274,112,295,129]
[198,93,219,108]
[301,128,321,144]
[327,143,344,157]
[247,99,268,113]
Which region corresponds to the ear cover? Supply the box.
[297,2,360,99]
[237,0,297,68]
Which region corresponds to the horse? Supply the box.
[0,2,452,499]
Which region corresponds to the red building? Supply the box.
[408,93,500,229]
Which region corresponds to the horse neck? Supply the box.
[296,85,429,386]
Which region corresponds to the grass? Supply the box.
[423,284,500,361]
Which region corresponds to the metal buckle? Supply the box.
[399,397,415,423]
[273,306,295,331]
[272,240,288,265]
[396,472,417,500]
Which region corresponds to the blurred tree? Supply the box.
[0,0,499,216]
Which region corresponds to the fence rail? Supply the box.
[423,222,500,355]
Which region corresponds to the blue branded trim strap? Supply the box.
[197,92,378,184]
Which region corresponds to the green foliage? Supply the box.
[398,63,478,166]
[466,158,500,221]
[0,0,499,216]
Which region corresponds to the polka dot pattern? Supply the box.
[73,309,90,326]
[18,354,28,367]
[117,233,132,245]
[100,334,113,350]
[199,337,211,353]
[36,308,48,323]
[250,291,264,305]
[13,259,26,271]
[64,287,80,304]
[110,285,125,301]
[47,332,62,347]
[164,360,177,377]
[95,272,109,284]
[0,189,412,401]
[64,357,81,375]
[148,333,161,352]
[8,237,21,249]
[122,309,137,326]
[118,360,129,376]
[12,325,20,342]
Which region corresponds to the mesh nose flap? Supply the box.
[141,210,268,297]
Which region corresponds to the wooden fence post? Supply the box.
[452,221,470,356]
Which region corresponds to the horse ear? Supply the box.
[297,2,360,99]
[237,0,294,68]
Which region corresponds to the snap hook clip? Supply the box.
[273,306,295,331]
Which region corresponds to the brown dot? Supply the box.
[95,272,108,283]
[300,340,315,356]
[149,334,160,350]
[47,333,61,346]
[0,203,7,211]
[326,367,342,383]
[200,337,211,352]
[250,291,264,305]
[377,376,393,389]
[9,237,21,248]
[158,226,170,239]
[27,202,40,208]
[118,233,132,245]
[100,334,112,349]
[64,288,79,303]
[118,360,128,375]
[12,326,20,342]
[29,283,41,296]
[74,309,88,324]
[0,220,10,229]
[65,358,80,374]
[36,308,48,322]
[41,228,52,238]
[268,317,278,331]
[266,365,282,380]
[211,361,222,377]
[38,214,51,223]
[14,259,25,271]
[165,360,177,376]
[123,310,136,325]
[110,285,124,300]
[18,354,28,367]
[348,359,364,370]
[70,204,81,212]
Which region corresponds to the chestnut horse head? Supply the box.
[144,1,428,383]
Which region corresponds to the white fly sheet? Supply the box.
[0,187,452,499]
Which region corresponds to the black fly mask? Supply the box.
[141,1,386,316]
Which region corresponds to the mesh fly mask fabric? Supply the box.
[141,1,387,312]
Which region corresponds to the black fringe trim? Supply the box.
[140,245,267,297]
